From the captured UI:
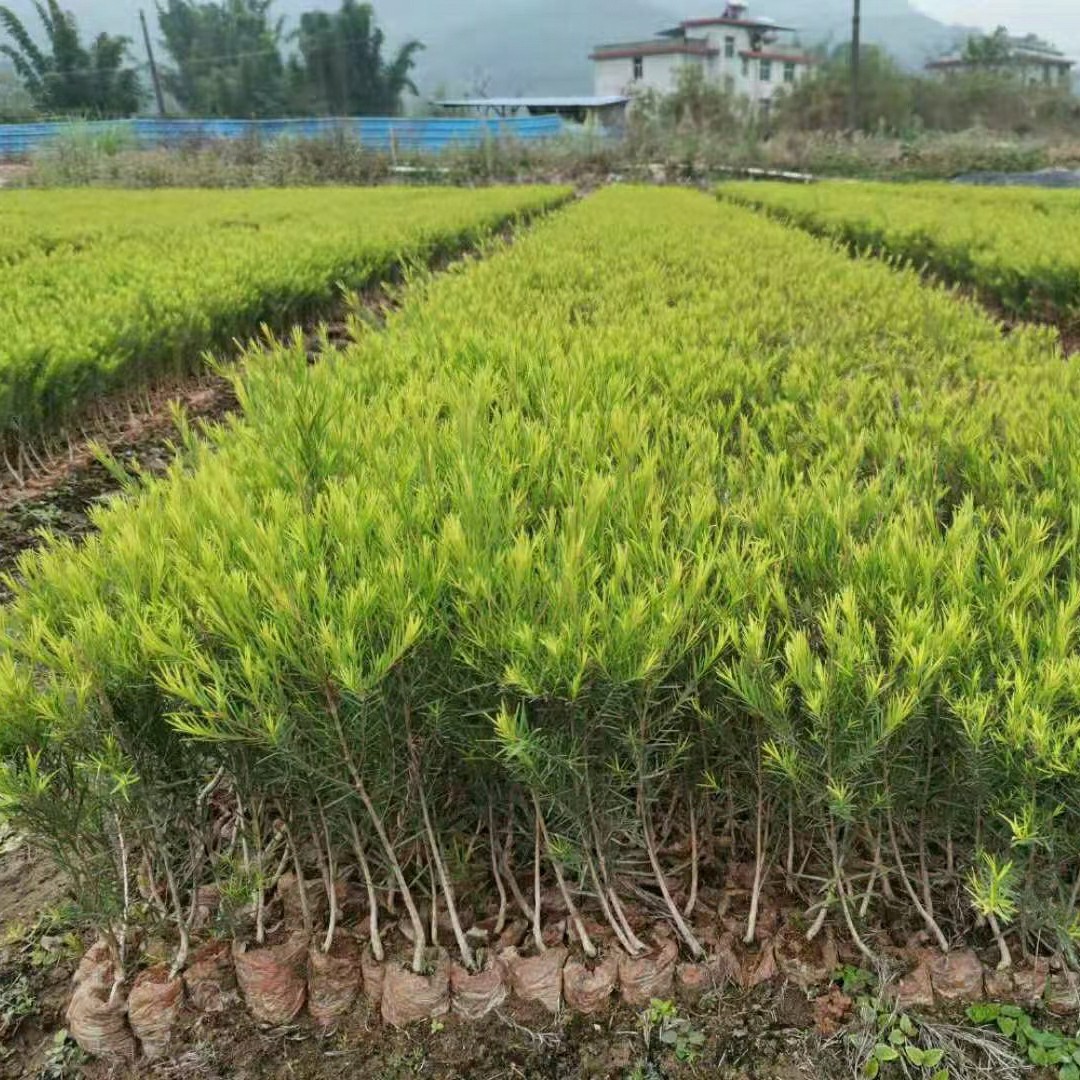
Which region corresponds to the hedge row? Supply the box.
[719,179,1080,329]
[2,188,1079,996]
[0,185,569,440]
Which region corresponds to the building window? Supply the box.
[760,58,772,81]
[784,61,796,83]
[724,35,735,58]
[632,55,644,80]
[741,56,749,77]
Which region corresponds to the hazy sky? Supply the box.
[911,0,1080,52]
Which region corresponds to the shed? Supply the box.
[435,96,629,129]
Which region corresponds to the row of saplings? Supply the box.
[65,851,1080,1064]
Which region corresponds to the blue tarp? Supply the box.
[0,115,567,159]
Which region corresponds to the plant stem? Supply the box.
[829,820,878,966]
[886,805,950,952]
[638,778,705,959]
[988,914,1013,970]
[533,794,596,958]
[284,824,313,935]
[744,757,767,945]
[684,792,699,919]
[348,815,384,962]
[488,803,509,936]
[532,812,545,952]
[411,732,475,970]
[356,781,427,974]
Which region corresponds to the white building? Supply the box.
[590,3,816,117]
[926,34,1074,87]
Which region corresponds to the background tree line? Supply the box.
[626,32,1079,148]
[0,6,1077,134]
[0,0,421,119]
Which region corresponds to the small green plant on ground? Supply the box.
[842,987,942,1079]
[0,969,35,1040]
[37,1030,86,1079]
[641,998,706,1064]
[850,997,946,1078]
[835,964,878,997]
[842,992,1027,1080]
[967,1003,1080,1079]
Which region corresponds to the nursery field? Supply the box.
[0,185,568,444]
[720,179,1080,330]
[2,184,1080,1075]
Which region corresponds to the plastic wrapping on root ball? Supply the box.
[66,982,137,1062]
[381,950,450,1027]
[618,938,677,1006]
[503,945,567,1013]
[128,964,184,1060]
[72,940,115,990]
[276,872,328,932]
[361,949,386,1006]
[563,952,619,1014]
[308,934,362,1026]
[449,954,508,1020]
[234,932,308,1025]
[184,939,235,1013]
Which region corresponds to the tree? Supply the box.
[777,43,915,133]
[0,1,141,116]
[0,63,36,119]
[157,0,286,117]
[963,26,1012,66]
[287,1,421,117]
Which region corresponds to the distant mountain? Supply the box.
[0,0,980,99]
[387,0,976,96]
[762,0,975,69]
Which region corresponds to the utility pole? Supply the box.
[848,0,862,132]
[140,9,167,117]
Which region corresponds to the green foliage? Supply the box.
[641,999,705,1064]
[286,0,422,117]
[37,1030,86,1079]
[0,64,35,119]
[157,0,286,117]
[966,852,1019,924]
[852,999,946,1079]
[0,970,35,1040]
[835,964,876,997]
[774,38,1078,135]
[967,1003,1080,1079]
[0,185,568,441]
[963,27,1012,65]
[720,180,1080,327]
[0,0,140,116]
[777,44,916,134]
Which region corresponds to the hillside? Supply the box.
[0,0,979,98]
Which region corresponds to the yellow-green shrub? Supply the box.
[2,187,1079,976]
[0,185,569,441]
[720,179,1080,329]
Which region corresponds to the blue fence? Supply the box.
[0,115,567,159]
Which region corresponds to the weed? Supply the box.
[968,1002,1080,1079]
[37,1030,86,1079]
[641,998,707,1064]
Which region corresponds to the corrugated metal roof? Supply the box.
[590,39,717,60]
[0,116,569,159]
[436,97,630,108]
